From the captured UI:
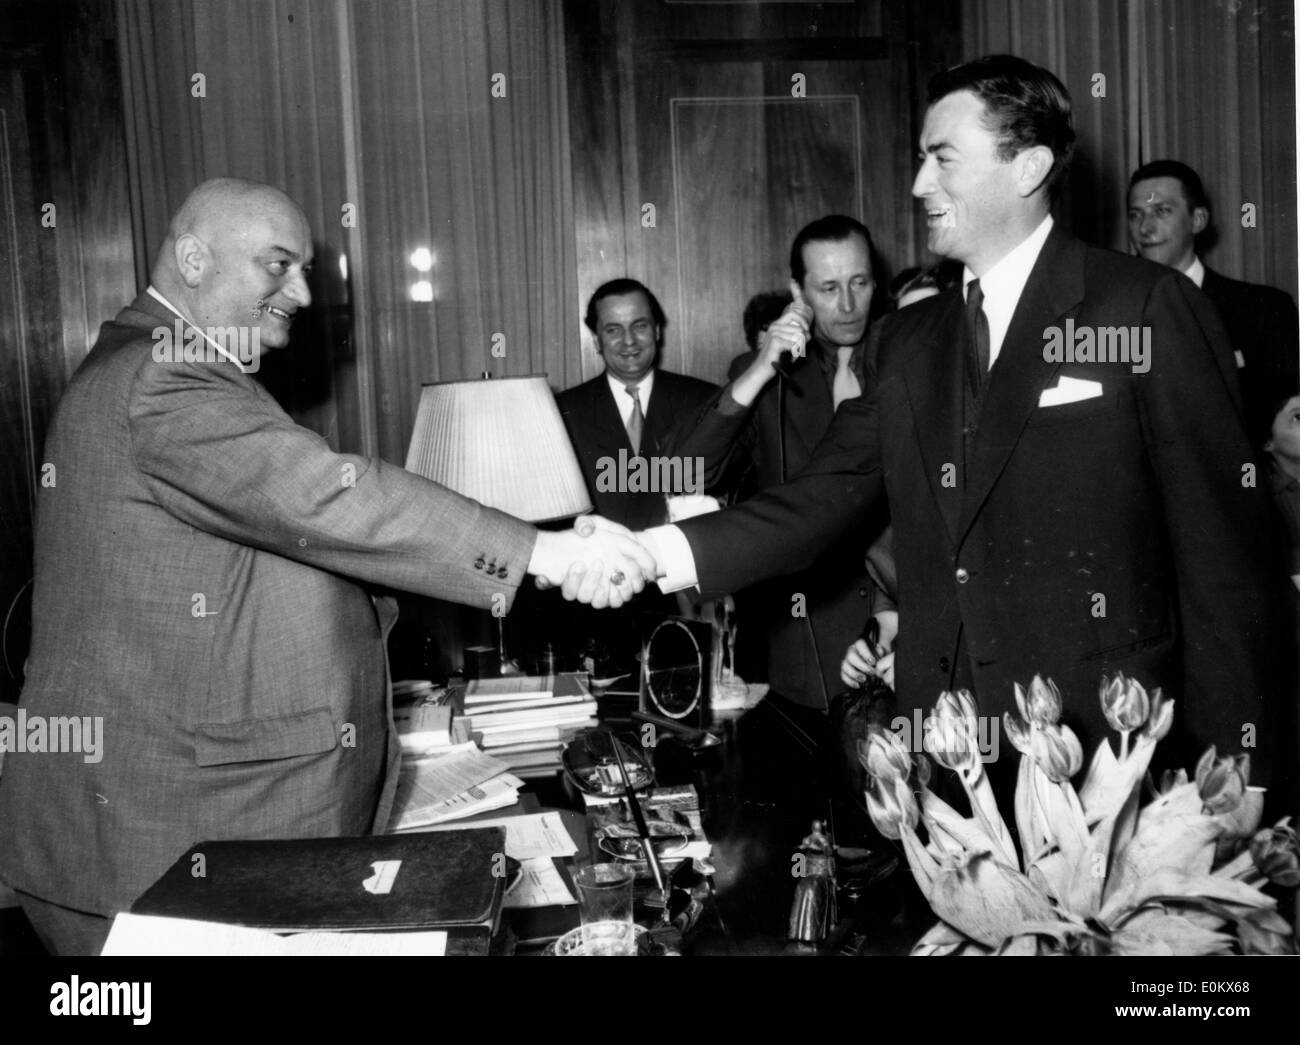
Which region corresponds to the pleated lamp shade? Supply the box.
[404,375,593,523]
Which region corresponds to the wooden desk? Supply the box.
[515,690,917,955]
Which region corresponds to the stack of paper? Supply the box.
[387,742,524,831]
[103,913,449,956]
[427,811,579,909]
[463,673,598,776]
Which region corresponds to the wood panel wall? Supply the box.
[563,0,961,386]
[0,0,133,702]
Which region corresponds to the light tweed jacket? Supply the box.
[0,292,536,916]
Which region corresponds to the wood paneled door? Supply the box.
[564,0,959,386]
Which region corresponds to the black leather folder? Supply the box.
[131,829,508,939]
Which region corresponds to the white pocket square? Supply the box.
[1038,376,1103,408]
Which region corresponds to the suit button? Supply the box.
[940,657,951,673]
[858,587,869,598]
[955,567,970,584]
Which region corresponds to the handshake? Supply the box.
[527,515,660,608]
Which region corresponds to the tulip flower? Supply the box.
[1014,675,1062,727]
[1141,688,1174,744]
[864,774,919,841]
[1249,818,1300,888]
[1003,712,1083,784]
[857,725,912,784]
[1158,768,1189,795]
[923,689,983,777]
[1099,674,1153,760]
[1195,747,1248,816]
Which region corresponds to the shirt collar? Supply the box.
[146,286,250,373]
[813,338,865,379]
[607,367,654,403]
[962,214,1054,364]
[1183,255,1205,287]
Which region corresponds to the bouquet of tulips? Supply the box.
[860,674,1300,955]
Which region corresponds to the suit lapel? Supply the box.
[902,292,966,546]
[784,354,834,460]
[959,227,1085,541]
[642,371,677,456]
[588,377,633,455]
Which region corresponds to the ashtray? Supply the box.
[548,922,653,956]
[596,823,691,861]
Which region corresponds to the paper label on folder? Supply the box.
[362,860,402,895]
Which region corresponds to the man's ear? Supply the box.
[173,233,207,288]
[1191,206,1209,236]
[1016,145,1055,198]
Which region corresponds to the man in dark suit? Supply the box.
[638,56,1291,785]
[676,218,888,708]
[1127,159,1300,448]
[0,179,655,954]
[557,279,718,530]
[553,279,717,672]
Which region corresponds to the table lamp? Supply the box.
[405,374,593,673]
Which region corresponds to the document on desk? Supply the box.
[426,810,578,860]
[102,913,448,956]
[506,857,576,908]
[389,743,512,828]
[389,772,524,831]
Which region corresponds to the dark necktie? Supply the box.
[965,278,990,397]
[624,383,644,454]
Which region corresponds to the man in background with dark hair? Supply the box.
[678,216,890,710]
[552,278,717,674]
[1128,158,1299,448]
[559,278,717,532]
[641,56,1291,787]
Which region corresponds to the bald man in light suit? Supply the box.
[0,178,655,954]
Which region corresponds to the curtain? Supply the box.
[116,0,578,461]
[962,0,1296,296]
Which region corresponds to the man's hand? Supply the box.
[528,515,658,609]
[840,609,898,691]
[729,298,814,407]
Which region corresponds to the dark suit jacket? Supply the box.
[550,368,718,671]
[557,369,719,531]
[676,348,880,706]
[1200,266,1300,447]
[678,226,1292,776]
[0,293,537,917]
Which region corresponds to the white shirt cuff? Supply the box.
[640,525,699,593]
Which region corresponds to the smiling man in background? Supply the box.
[1127,159,1299,449]
[0,177,654,954]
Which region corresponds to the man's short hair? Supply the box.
[742,290,793,351]
[789,215,875,286]
[583,278,666,334]
[1128,159,1209,212]
[927,54,1076,201]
